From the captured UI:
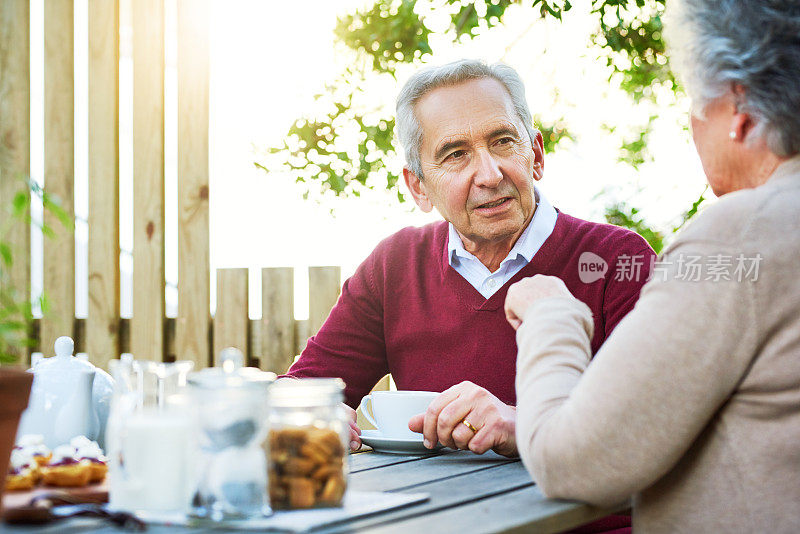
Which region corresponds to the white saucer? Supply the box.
[359,430,444,455]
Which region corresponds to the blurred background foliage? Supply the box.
[258,0,702,254]
[0,178,71,363]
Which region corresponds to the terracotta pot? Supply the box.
[0,368,33,506]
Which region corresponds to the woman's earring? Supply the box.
[729,131,737,140]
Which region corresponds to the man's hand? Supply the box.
[408,382,518,457]
[505,275,574,330]
[343,403,362,452]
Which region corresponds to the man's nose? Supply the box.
[473,149,503,188]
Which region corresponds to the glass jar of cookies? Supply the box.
[267,378,348,510]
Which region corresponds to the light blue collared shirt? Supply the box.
[447,187,558,299]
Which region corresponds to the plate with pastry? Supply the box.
[5,449,39,492]
[40,445,92,487]
[70,436,108,483]
[16,434,51,467]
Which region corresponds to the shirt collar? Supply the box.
[447,187,557,267]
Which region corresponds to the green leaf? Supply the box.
[42,194,75,231]
[0,243,12,267]
[334,0,432,75]
[39,294,51,315]
[12,192,28,217]
[673,187,708,232]
[604,201,665,253]
[41,225,56,239]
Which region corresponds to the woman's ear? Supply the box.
[403,167,433,212]
[730,85,756,142]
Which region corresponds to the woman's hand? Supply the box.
[505,275,574,330]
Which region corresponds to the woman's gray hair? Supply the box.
[395,59,539,179]
[665,0,800,157]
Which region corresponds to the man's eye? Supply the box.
[448,150,466,160]
[497,137,514,145]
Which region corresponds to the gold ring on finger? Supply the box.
[461,419,478,433]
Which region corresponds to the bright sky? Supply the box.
[204,0,708,318]
[29,0,709,323]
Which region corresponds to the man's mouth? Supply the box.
[476,197,511,209]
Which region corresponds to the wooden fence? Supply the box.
[25,265,343,373]
[0,1,374,380]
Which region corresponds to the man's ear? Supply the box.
[531,131,545,181]
[403,167,433,213]
[730,84,756,143]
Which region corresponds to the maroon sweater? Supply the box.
[289,212,655,409]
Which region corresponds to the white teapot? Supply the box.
[17,337,115,449]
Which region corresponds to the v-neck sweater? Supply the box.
[288,211,655,408]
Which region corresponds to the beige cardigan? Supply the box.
[515,156,800,533]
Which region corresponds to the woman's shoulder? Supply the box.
[668,179,800,251]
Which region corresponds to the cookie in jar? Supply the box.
[268,378,348,509]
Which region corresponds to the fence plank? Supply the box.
[164,316,176,362]
[131,0,165,361]
[213,268,248,364]
[41,0,75,355]
[308,266,341,335]
[0,0,31,360]
[249,317,261,367]
[294,318,308,357]
[87,0,120,370]
[175,0,210,368]
[261,267,294,374]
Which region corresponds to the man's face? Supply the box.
[404,77,543,250]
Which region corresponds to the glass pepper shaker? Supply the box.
[188,348,276,520]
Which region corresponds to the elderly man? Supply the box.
[286,59,655,461]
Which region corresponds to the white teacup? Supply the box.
[358,390,439,439]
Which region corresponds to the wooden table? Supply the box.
[4,449,626,533]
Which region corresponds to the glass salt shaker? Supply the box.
[268,378,349,510]
[188,348,276,520]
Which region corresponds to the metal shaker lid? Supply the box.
[188,348,276,390]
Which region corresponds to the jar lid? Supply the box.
[269,378,345,407]
[188,348,276,390]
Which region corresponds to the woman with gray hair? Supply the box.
[505,0,800,532]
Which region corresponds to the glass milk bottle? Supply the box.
[268,378,349,510]
[106,357,196,516]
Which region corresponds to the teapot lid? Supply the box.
[32,336,94,374]
[188,348,276,390]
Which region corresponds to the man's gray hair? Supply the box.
[395,59,539,179]
[665,0,800,157]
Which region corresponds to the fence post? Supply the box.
[0,0,32,361]
[213,268,249,365]
[175,0,210,369]
[308,266,341,336]
[131,0,166,362]
[41,0,76,354]
[261,267,294,374]
[87,0,121,370]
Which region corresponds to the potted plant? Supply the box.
[0,179,71,506]
[0,370,33,505]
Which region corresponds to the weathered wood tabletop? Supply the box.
[4,449,626,533]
